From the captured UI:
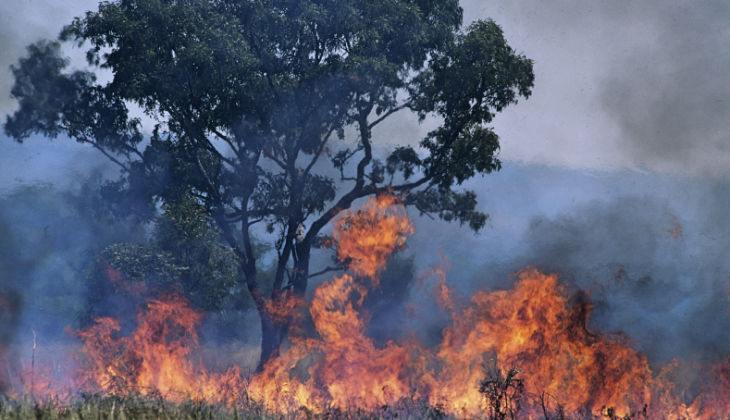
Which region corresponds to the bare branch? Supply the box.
[86,140,130,172]
[264,147,287,170]
[302,99,376,245]
[308,265,345,279]
[225,211,244,223]
[211,127,230,141]
[120,142,145,162]
[272,220,296,297]
[367,102,411,130]
[211,127,241,157]
[303,126,336,177]
[203,139,236,167]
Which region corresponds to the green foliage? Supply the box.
[155,196,241,310]
[411,19,533,190]
[4,40,142,153]
[0,395,271,420]
[4,0,532,243]
[100,243,186,286]
[88,195,241,315]
[408,188,488,231]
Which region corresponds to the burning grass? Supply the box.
[3,195,730,419]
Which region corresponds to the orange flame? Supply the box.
[10,193,730,419]
[430,269,690,418]
[75,295,243,404]
[332,194,414,280]
[668,217,683,240]
[245,194,727,418]
[263,291,305,325]
[247,194,420,411]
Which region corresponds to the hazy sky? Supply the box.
[467,0,730,176]
[2,0,729,179]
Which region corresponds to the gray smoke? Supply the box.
[2,0,729,389]
[0,0,100,116]
[599,1,730,175]
[0,178,145,393]
[4,1,729,175]
[458,0,730,176]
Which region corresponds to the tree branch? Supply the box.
[302,100,375,245]
[87,141,131,172]
[263,146,287,170]
[308,264,345,279]
[211,127,241,157]
[194,153,248,270]
[303,126,336,177]
[368,102,411,130]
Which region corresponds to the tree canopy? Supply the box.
[5,0,534,367]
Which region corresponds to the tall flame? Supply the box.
[332,194,414,280]
[245,194,722,418]
[247,194,419,410]
[9,193,730,419]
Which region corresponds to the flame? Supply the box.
[9,193,730,418]
[687,358,730,419]
[75,295,243,404]
[245,194,725,418]
[263,291,305,326]
[430,269,690,418]
[109,267,148,297]
[332,194,414,280]
[247,194,420,411]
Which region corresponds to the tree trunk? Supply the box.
[255,244,312,371]
[292,244,310,294]
[257,310,283,372]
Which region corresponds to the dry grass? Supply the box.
[0,395,453,420]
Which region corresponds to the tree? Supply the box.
[4,0,534,369]
[84,194,244,326]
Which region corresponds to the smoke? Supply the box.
[0,179,145,389]
[518,195,730,364]
[598,1,730,175]
[457,0,730,176]
[5,1,729,177]
[1,0,113,193]
[0,0,100,116]
[0,291,22,393]
[1,0,729,401]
